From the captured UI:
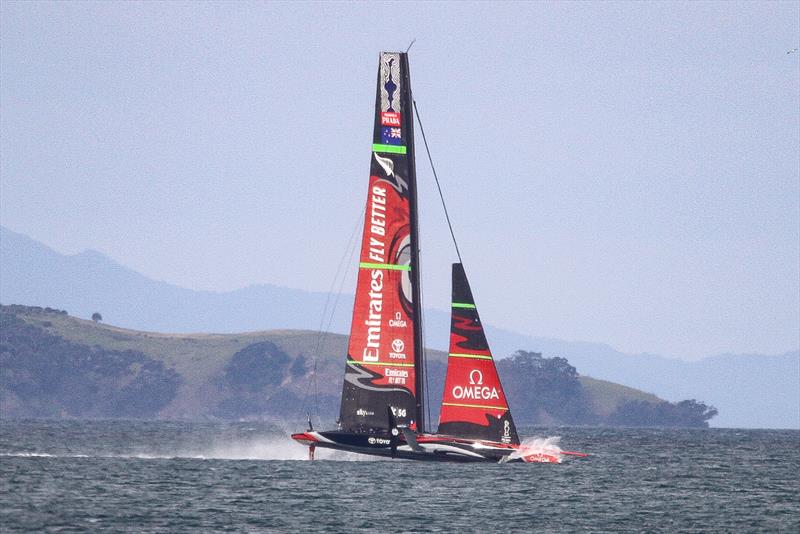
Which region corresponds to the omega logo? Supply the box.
[469,369,484,385]
[451,368,499,401]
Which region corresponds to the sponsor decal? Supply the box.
[386,366,407,385]
[367,185,387,253]
[381,111,401,127]
[389,337,407,360]
[356,408,375,417]
[362,185,387,363]
[451,369,500,400]
[502,420,511,444]
[452,385,500,400]
[344,363,408,393]
[368,437,391,445]
[381,127,403,146]
[389,311,407,328]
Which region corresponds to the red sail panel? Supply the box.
[437,264,519,445]
[338,52,419,431]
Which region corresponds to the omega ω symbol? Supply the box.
[469,369,484,385]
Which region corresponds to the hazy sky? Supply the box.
[2,1,798,360]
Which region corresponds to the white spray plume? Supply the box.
[2,422,377,462]
[504,436,563,463]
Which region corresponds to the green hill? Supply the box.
[0,305,716,426]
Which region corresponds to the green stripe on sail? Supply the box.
[372,143,407,154]
[451,302,476,309]
[442,401,508,411]
[448,353,494,360]
[348,359,415,368]
[359,262,411,271]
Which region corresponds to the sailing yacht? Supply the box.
[291,51,584,463]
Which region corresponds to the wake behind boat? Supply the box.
[291,51,585,464]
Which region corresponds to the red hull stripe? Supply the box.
[442,401,508,411]
[358,262,411,271]
[416,435,516,449]
[348,359,415,367]
[448,353,493,360]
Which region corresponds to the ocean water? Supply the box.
[1,420,797,532]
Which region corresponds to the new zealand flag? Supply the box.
[381,126,403,146]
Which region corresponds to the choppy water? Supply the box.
[1,420,798,532]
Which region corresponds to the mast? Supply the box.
[400,53,426,433]
[337,52,423,433]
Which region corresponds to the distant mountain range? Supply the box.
[1,225,798,429]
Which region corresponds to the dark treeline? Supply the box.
[498,351,717,427]
[0,309,181,418]
[0,306,717,427]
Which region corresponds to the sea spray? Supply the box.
[0,435,371,461]
[149,423,375,461]
[0,421,378,462]
[503,436,563,463]
[138,421,378,462]
[202,434,373,462]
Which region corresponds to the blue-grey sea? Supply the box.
[1,420,798,532]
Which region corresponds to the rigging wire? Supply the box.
[314,214,362,428]
[410,167,431,431]
[412,99,463,265]
[414,98,464,431]
[298,99,461,434]
[297,209,363,430]
[416,248,433,432]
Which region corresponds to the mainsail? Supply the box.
[338,52,424,432]
[437,263,519,445]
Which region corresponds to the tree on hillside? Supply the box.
[91,312,102,323]
[607,398,718,427]
[497,350,588,424]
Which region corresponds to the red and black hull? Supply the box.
[291,430,562,463]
